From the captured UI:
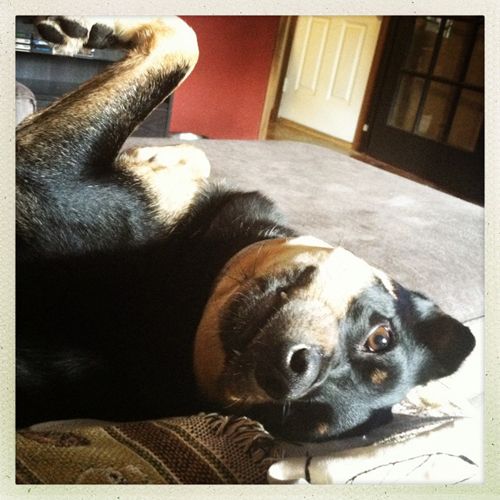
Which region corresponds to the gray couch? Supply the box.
[125,137,484,328]
[124,137,484,483]
[16,81,36,125]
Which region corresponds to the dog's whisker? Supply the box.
[282,399,291,420]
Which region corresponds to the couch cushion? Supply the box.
[124,138,484,323]
[16,82,37,125]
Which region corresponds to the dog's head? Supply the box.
[193,236,475,441]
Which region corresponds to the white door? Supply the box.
[278,16,381,143]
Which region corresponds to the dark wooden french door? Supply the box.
[363,16,484,204]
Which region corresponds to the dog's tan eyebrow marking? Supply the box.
[370,368,388,385]
[315,422,330,437]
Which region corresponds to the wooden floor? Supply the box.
[266,118,352,156]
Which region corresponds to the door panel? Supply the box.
[279,16,381,143]
[328,22,366,102]
[295,17,329,94]
[364,16,484,204]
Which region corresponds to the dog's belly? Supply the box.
[16,247,207,427]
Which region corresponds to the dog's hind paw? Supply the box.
[34,16,198,64]
[34,16,116,56]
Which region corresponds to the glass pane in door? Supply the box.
[433,19,475,81]
[404,17,440,74]
[447,90,483,151]
[387,75,425,132]
[415,81,455,141]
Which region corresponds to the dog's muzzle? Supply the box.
[230,290,336,403]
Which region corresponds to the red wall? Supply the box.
[171,16,281,139]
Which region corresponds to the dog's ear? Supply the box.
[409,293,476,383]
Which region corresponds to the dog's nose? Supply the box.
[254,342,321,400]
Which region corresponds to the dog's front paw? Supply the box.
[118,145,211,180]
[115,145,210,225]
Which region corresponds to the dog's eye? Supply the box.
[364,325,393,353]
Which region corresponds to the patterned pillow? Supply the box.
[16,413,282,484]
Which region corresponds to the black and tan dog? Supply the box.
[16,16,475,441]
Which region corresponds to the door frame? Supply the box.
[351,16,391,150]
[258,16,297,139]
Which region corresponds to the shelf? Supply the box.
[15,47,124,63]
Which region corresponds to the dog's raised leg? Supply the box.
[16,17,202,257]
[16,16,198,170]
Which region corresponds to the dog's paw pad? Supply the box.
[35,17,88,56]
[36,20,66,45]
[150,145,211,180]
[85,23,117,49]
[58,18,89,39]
[120,145,210,180]
[34,17,118,55]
